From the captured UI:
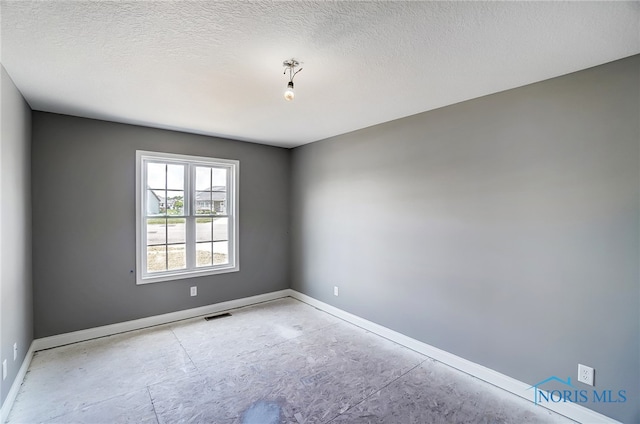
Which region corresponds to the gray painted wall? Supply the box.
[0,65,33,407]
[31,113,290,338]
[291,56,639,423]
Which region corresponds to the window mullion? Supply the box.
[164,164,169,271]
[185,163,196,270]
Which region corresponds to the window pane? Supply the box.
[168,244,186,270]
[196,191,212,214]
[195,167,211,191]
[147,218,166,245]
[196,218,212,242]
[196,242,212,267]
[167,218,186,244]
[213,168,227,187]
[147,245,167,273]
[211,187,227,215]
[166,190,184,215]
[166,164,184,190]
[213,241,228,265]
[213,217,228,241]
[147,163,166,189]
[146,190,166,216]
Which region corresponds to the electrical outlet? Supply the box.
[190,286,197,297]
[2,360,6,380]
[578,364,594,386]
[13,343,17,361]
[334,286,339,296]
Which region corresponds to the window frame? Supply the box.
[135,150,239,285]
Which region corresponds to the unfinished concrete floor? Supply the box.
[7,298,574,423]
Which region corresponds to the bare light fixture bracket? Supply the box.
[283,58,303,101]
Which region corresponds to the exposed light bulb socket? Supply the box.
[282,58,301,101]
[284,81,295,101]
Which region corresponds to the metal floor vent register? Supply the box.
[204,312,232,321]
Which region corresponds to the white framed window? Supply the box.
[136,151,239,284]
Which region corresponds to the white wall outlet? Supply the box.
[2,360,6,380]
[334,286,339,296]
[13,343,17,361]
[578,364,594,386]
[190,286,197,297]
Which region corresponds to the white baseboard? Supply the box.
[287,289,620,424]
[3,289,620,424]
[33,289,290,351]
[0,342,35,424]
[2,290,289,423]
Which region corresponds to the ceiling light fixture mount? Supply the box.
[283,59,302,101]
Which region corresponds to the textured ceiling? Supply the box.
[1,1,639,148]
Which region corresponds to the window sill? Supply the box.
[136,265,239,285]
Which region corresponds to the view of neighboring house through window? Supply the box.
[195,166,229,267]
[136,151,239,284]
